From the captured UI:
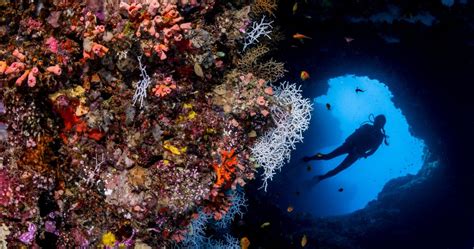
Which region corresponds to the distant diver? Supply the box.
[303,114,388,184]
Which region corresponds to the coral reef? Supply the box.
[252,0,278,16]
[132,55,152,108]
[0,223,9,249]
[0,0,306,247]
[238,45,287,82]
[180,189,246,248]
[243,16,274,51]
[252,82,313,191]
[214,189,248,229]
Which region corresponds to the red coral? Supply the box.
[212,149,238,188]
[53,96,104,143]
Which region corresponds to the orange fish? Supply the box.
[301,234,308,247]
[300,71,310,81]
[287,206,294,212]
[293,33,312,40]
[240,237,250,249]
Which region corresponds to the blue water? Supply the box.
[441,0,455,7]
[271,75,425,217]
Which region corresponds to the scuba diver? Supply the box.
[303,114,389,185]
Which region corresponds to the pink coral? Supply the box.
[264,86,273,95]
[26,18,42,32]
[15,69,30,86]
[148,0,161,15]
[127,3,143,16]
[46,65,62,75]
[13,49,26,61]
[91,43,109,57]
[27,67,39,87]
[45,36,59,54]
[5,62,25,75]
[154,44,169,60]
[153,76,177,97]
[47,11,61,28]
[179,22,192,30]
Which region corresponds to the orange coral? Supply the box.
[252,0,278,16]
[20,136,55,174]
[212,149,238,187]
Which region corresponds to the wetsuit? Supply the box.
[315,124,384,181]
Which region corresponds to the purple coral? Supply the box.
[18,223,36,245]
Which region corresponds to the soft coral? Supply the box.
[212,149,238,188]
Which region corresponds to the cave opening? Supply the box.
[271,74,427,217]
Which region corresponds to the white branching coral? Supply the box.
[0,223,10,249]
[204,234,240,249]
[180,190,246,249]
[180,212,210,249]
[251,82,313,191]
[214,189,248,229]
[132,55,152,109]
[243,16,273,51]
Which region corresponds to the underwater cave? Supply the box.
[273,74,427,217]
[2,1,474,248]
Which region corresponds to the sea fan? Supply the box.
[251,82,313,191]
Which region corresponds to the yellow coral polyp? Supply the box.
[187,111,196,120]
[164,141,181,155]
[68,85,85,98]
[48,85,86,102]
[101,231,116,248]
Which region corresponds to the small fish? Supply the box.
[287,206,294,213]
[260,222,271,228]
[293,2,298,15]
[295,191,301,196]
[355,87,365,93]
[304,15,312,19]
[344,37,354,43]
[338,187,344,192]
[325,103,331,110]
[240,237,250,249]
[301,234,308,247]
[293,33,312,40]
[300,71,310,81]
[306,165,312,171]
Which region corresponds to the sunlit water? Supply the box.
[273,75,425,217]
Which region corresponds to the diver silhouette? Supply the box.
[303,114,389,184]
